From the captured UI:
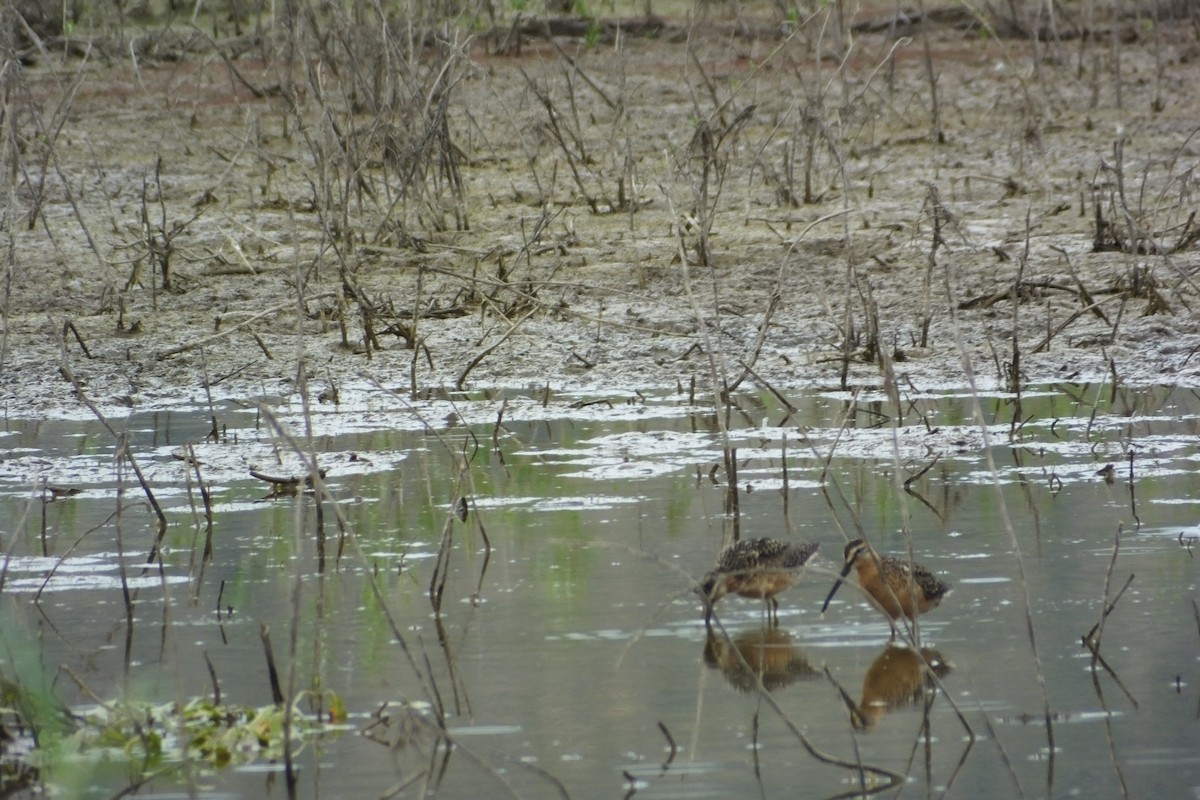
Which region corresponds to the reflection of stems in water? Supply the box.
[1192,600,1200,722]
[31,510,119,611]
[903,455,940,489]
[1091,667,1131,800]
[429,517,454,613]
[942,250,1056,793]
[284,578,301,796]
[433,614,472,718]
[704,618,904,795]
[1084,526,1132,656]
[0,493,37,593]
[184,443,215,597]
[1126,451,1140,529]
[261,368,522,794]
[114,454,134,683]
[1109,355,1122,406]
[819,390,859,484]
[724,448,739,523]
[39,480,49,557]
[903,480,944,524]
[657,721,677,771]
[260,623,285,706]
[258,394,504,793]
[751,708,763,779]
[912,694,934,784]
[491,398,508,449]
[903,457,946,523]
[1084,594,1139,703]
[824,667,868,730]
[121,442,168,564]
[1083,526,1134,796]
[203,650,221,705]
[420,648,448,725]
[359,374,494,607]
[472,516,492,602]
[1010,449,1047,552]
[60,346,170,560]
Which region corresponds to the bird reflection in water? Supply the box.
[852,644,952,730]
[703,627,820,693]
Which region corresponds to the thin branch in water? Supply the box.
[1126,450,1141,530]
[657,721,677,771]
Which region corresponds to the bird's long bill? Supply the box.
[820,562,854,613]
[696,582,715,625]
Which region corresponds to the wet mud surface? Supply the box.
[4,4,1200,420]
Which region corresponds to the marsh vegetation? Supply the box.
[2,0,1199,797]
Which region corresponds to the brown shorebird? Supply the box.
[698,538,819,626]
[821,539,950,636]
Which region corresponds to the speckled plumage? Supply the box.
[699,538,819,625]
[822,539,951,635]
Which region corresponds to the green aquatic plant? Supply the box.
[4,687,350,792]
[584,18,602,47]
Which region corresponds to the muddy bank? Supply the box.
[3,5,1199,420]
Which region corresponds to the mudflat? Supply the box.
[4,2,1198,417]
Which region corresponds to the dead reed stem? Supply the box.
[155,292,336,359]
[455,308,536,390]
[915,0,944,143]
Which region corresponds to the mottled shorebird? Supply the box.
[821,539,951,635]
[698,538,819,626]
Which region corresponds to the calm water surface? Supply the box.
[1,384,1198,799]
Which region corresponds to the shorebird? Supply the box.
[821,539,950,636]
[698,538,819,626]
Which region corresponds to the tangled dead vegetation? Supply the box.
[3,1,1200,417]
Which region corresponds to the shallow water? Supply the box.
[1,384,1198,799]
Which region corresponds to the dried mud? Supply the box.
[4,6,1200,420]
